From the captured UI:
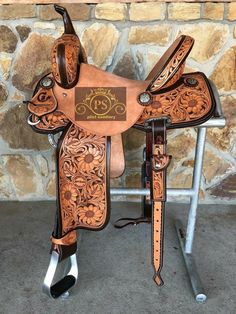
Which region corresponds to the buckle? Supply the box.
[152,154,171,171]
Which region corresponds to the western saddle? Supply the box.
[27,5,218,298]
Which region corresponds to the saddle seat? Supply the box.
[53,63,151,136]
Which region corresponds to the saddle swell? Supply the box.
[28,33,196,136]
[26,4,218,298]
[28,74,69,134]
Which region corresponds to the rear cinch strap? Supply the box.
[151,119,171,286]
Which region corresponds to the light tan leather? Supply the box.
[153,201,164,286]
[58,124,109,232]
[110,134,125,178]
[51,230,77,246]
[53,63,151,136]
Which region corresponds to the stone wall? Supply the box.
[0,2,235,202]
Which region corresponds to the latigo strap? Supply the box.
[114,118,171,286]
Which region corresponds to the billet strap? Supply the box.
[146,35,194,92]
[110,134,125,178]
[150,119,171,285]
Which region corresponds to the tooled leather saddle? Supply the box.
[27,5,217,298]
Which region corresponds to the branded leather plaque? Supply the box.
[75,87,127,121]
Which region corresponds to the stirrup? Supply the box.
[42,251,78,299]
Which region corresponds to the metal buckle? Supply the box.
[151,155,171,171]
[42,251,78,299]
[27,114,41,126]
[48,134,58,148]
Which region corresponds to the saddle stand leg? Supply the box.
[175,127,207,303]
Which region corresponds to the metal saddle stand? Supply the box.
[43,83,225,302]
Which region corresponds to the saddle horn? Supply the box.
[54,4,76,35]
[51,5,87,89]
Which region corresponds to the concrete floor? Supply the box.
[0,201,235,314]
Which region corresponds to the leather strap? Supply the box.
[113,217,151,228]
[51,230,77,262]
[51,230,77,246]
[113,119,171,285]
[150,119,171,286]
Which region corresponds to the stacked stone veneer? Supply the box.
[0,2,235,202]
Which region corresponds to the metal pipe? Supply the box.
[175,220,207,303]
[185,128,207,254]
[195,117,225,128]
[110,188,194,197]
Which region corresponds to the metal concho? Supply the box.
[184,77,198,87]
[138,92,153,106]
[40,77,54,89]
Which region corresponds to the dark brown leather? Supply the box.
[51,5,87,89]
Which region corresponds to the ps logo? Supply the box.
[75,87,126,121]
[90,95,111,114]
